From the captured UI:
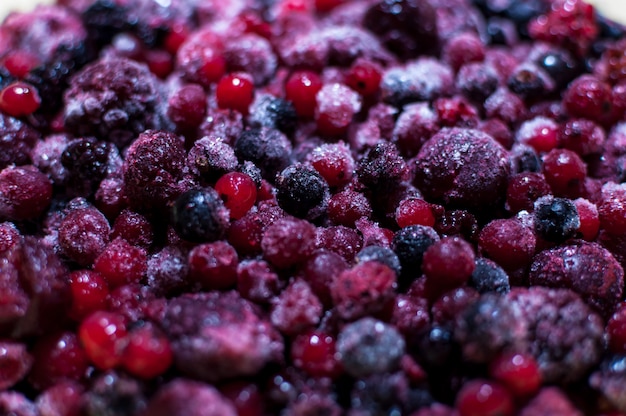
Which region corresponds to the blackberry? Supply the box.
[0,113,40,170]
[61,138,111,195]
[171,188,230,243]
[248,95,298,136]
[234,127,292,182]
[63,58,164,148]
[275,164,329,220]
[469,258,510,294]
[534,197,580,243]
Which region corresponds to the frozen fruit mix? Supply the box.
[0,0,625,414]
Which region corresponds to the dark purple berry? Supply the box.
[469,258,510,294]
[533,196,580,243]
[248,94,298,136]
[234,127,292,181]
[275,164,329,220]
[171,188,229,243]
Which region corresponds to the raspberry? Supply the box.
[58,203,111,267]
[63,58,164,147]
[529,241,624,317]
[316,225,363,262]
[413,128,510,212]
[162,291,283,382]
[237,259,281,304]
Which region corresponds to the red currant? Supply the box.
[489,352,542,397]
[0,82,41,117]
[396,198,436,228]
[346,59,382,97]
[216,73,255,115]
[3,51,40,78]
[78,311,128,370]
[607,303,626,354]
[215,172,258,219]
[69,270,109,321]
[291,330,342,378]
[285,70,322,118]
[30,332,89,390]
[456,379,514,416]
[122,323,173,379]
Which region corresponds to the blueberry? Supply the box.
[469,258,510,294]
[392,225,439,288]
[275,164,328,220]
[171,188,229,243]
[234,127,292,181]
[536,51,579,89]
[534,197,580,243]
[248,95,298,136]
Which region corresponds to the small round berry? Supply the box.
[307,142,354,188]
[534,197,580,243]
[0,82,41,117]
[422,236,475,290]
[455,379,514,416]
[78,311,128,370]
[215,172,258,220]
[469,258,510,295]
[234,127,292,181]
[216,73,255,115]
[2,51,40,78]
[355,245,402,277]
[395,198,436,228]
[93,238,148,288]
[558,118,605,156]
[122,323,173,379]
[490,351,542,398]
[270,278,322,336]
[607,303,626,354]
[261,217,317,269]
[345,59,382,97]
[29,332,89,390]
[188,241,239,290]
[167,84,207,131]
[598,183,626,236]
[392,225,439,286]
[291,331,341,378]
[275,164,329,220]
[285,70,323,118]
[171,188,230,243]
[315,83,361,137]
[248,95,298,135]
[574,198,600,241]
[442,32,486,72]
[68,270,109,321]
[515,116,559,154]
[479,218,536,271]
[542,148,586,197]
[0,165,53,221]
[563,75,613,122]
[505,172,551,213]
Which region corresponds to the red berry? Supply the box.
[542,148,586,197]
[164,23,191,54]
[574,198,600,241]
[607,303,626,354]
[220,382,265,416]
[0,82,41,117]
[346,59,382,97]
[489,352,542,397]
[291,331,342,378]
[122,323,173,379]
[215,172,258,219]
[516,117,559,153]
[315,83,362,137]
[423,236,475,290]
[188,241,239,290]
[30,332,89,390]
[93,238,148,288]
[315,0,344,12]
[216,73,255,115]
[396,198,436,228]
[145,50,173,79]
[3,51,40,78]
[307,142,355,188]
[78,311,128,370]
[68,270,109,321]
[285,70,322,118]
[456,379,514,416]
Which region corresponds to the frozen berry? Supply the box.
[0,341,32,390]
[533,196,580,243]
[275,164,328,220]
[215,172,257,220]
[285,70,323,118]
[247,94,297,135]
[469,258,510,294]
[422,236,475,291]
[270,278,322,335]
[0,165,52,221]
[315,83,361,137]
[188,241,238,290]
[456,379,513,416]
[216,72,255,115]
[93,238,147,288]
[171,188,230,243]
[261,217,317,269]
[505,172,551,213]
[58,204,111,267]
[234,127,292,181]
[122,323,173,379]
[307,142,354,188]
[78,311,128,370]
[598,182,626,236]
[607,304,626,354]
[167,83,207,131]
[68,270,109,321]
[143,379,237,416]
[392,225,439,287]
[356,141,409,190]
[0,82,41,117]
[542,148,587,197]
[489,351,542,397]
[188,136,239,183]
[291,331,341,378]
[29,332,88,390]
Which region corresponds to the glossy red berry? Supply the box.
[456,379,514,416]
[216,73,255,115]
[542,148,586,197]
[164,23,191,54]
[122,323,173,379]
[346,60,382,97]
[291,331,342,378]
[0,82,41,117]
[30,332,89,390]
[3,51,40,78]
[69,270,109,321]
[607,303,626,354]
[423,236,475,290]
[315,0,344,12]
[215,172,258,219]
[396,198,436,228]
[78,311,128,370]
[574,198,600,241]
[489,352,542,397]
[285,70,322,118]
[220,382,265,416]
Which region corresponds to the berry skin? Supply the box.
[598,183,626,236]
[542,148,586,197]
[489,352,542,397]
[58,204,111,267]
[122,323,173,379]
[215,172,257,220]
[422,236,475,292]
[533,197,580,243]
[270,278,322,336]
[392,225,439,287]
[188,241,239,290]
[68,270,109,321]
[167,83,207,131]
[216,73,255,115]
[346,59,382,97]
[456,379,514,416]
[234,127,292,181]
[285,70,323,118]
[93,238,147,288]
[0,165,53,221]
[78,311,128,370]
[171,188,230,243]
[315,83,362,137]
[0,341,32,390]
[307,142,354,188]
[261,217,317,269]
[247,95,297,135]
[395,198,436,228]
[607,303,626,354]
[291,331,341,378]
[563,75,613,123]
[29,332,89,390]
[505,172,551,213]
[0,82,41,117]
[574,198,600,241]
[275,164,329,220]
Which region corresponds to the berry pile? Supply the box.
[0,0,625,414]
